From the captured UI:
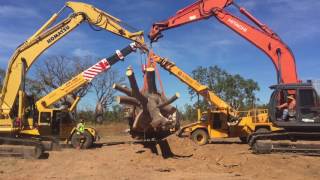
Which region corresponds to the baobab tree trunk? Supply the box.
[114,67,179,140]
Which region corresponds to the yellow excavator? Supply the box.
[34,43,138,149]
[149,53,279,145]
[0,1,146,158]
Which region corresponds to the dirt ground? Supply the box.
[0,123,320,180]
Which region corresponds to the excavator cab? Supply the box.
[269,83,320,131]
[37,109,76,138]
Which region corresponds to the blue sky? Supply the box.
[0,0,320,110]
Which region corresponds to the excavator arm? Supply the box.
[0,1,146,115]
[149,0,298,85]
[65,2,145,46]
[150,53,237,118]
[36,43,137,112]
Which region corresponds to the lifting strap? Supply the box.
[142,49,165,96]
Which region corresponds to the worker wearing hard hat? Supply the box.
[277,95,296,120]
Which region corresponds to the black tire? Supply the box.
[71,133,80,148]
[191,129,209,145]
[81,131,93,149]
[71,131,93,149]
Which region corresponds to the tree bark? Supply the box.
[157,93,180,109]
[114,66,179,140]
[116,96,140,106]
[146,67,157,94]
[112,84,132,96]
[126,67,147,104]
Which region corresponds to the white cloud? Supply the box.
[72,48,95,57]
[0,5,40,18]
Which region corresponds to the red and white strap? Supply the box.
[82,58,110,81]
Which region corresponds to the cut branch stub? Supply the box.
[116,96,140,107]
[146,67,157,94]
[157,92,180,109]
[126,67,147,104]
[112,84,132,96]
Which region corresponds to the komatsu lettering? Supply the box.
[47,25,70,44]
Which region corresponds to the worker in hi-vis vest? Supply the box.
[75,119,85,149]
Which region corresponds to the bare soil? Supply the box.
[0,122,320,180]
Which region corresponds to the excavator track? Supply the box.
[0,136,45,159]
[248,131,320,155]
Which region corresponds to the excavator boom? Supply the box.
[149,0,298,84]
[150,53,237,118]
[0,1,146,115]
[36,43,137,111]
[66,2,145,47]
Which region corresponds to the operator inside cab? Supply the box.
[277,95,296,121]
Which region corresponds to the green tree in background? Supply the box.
[188,65,260,111]
[78,105,126,123]
[104,105,125,122]
[182,104,197,121]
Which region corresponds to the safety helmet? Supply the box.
[288,95,295,100]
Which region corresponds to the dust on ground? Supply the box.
[0,122,319,180]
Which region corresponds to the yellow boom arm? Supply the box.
[36,43,137,112]
[151,54,238,118]
[0,1,145,115]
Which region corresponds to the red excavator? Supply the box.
[149,0,320,154]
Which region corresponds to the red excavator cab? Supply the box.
[269,83,320,131]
